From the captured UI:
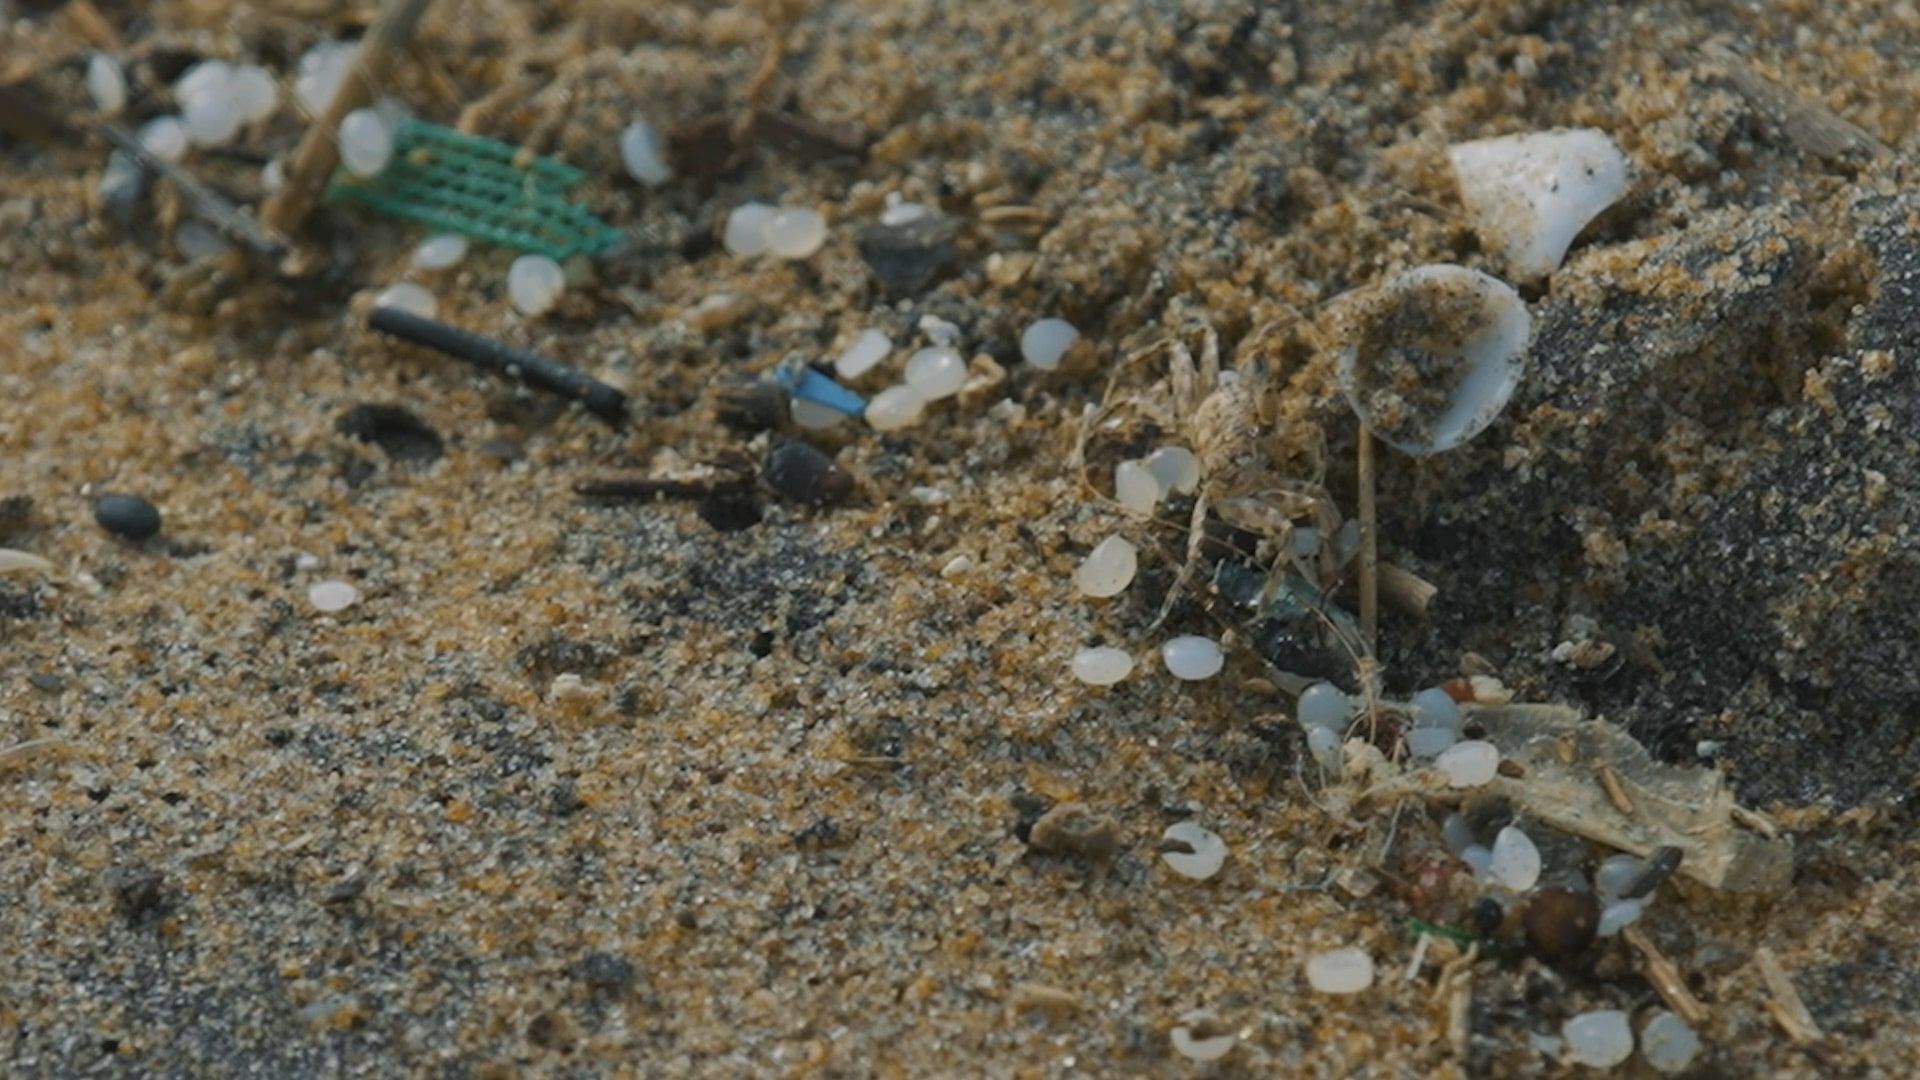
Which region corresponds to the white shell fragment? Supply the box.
[1114,460,1161,514]
[339,108,394,177]
[86,54,127,115]
[865,384,926,431]
[903,346,966,400]
[1338,264,1531,456]
[1169,1009,1236,1063]
[1161,821,1228,880]
[619,120,672,186]
[507,254,566,317]
[1640,1010,1701,1075]
[1071,646,1133,686]
[835,329,892,379]
[412,234,469,271]
[0,549,55,574]
[1489,826,1542,891]
[765,208,828,259]
[1020,318,1078,370]
[1297,682,1351,730]
[1144,446,1200,495]
[1305,947,1376,994]
[1435,740,1501,787]
[373,282,437,319]
[1562,1009,1634,1069]
[724,202,778,257]
[1449,128,1630,279]
[308,580,360,612]
[1162,636,1224,681]
[1075,536,1138,598]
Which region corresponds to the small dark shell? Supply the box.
[762,441,854,507]
[1523,887,1600,961]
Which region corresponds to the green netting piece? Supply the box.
[326,118,622,260]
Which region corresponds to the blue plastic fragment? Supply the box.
[775,361,867,417]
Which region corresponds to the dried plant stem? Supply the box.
[1358,423,1379,653]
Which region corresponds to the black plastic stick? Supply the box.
[368,306,628,422]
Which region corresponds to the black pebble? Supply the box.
[697,494,762,532]
[93,493,162,540]
[336,403,444,464]
[576,951,636,992]
[762,440,854,507]
[27,671,65,694]
[855,216,960,297]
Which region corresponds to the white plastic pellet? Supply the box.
[308,580,360,612]
[865,384,926,432]
[1296,682,1352,731]
[1489,826,1542,891]
[1435,740,1500,788]
[339,108,394,177]
[86,54,127,115]
[183,92,242,147]
[1162,636,1224,681]
[789,398,846,430]
[174,220,230,261]
[230,64,280,124]
[1562,1010,1634,1069]
[1075,536,1137,599]
[1411,686,1463,730]
[1070,646,1133,687]
[1169,1009,1236,1063]
[1114,460,1161,514]
[835,329,892,379]
[880,194,930,226]
[294,42,355,115]
[1406,725,1457,759]
[507,254,566,317]
[1449,128,1630,279]
[1020,318,1079,370]
[765,207,828,259]
[412,234,469,271]
[619,120,672,187]
[903,346,966,400]
[1305,947,1375,994]
[373,282,437,320]
[1639,1011,1701,1075]
[1161,821,1227,880]
[1306,725,1343,770]
[174,59,231,104]
[1596,897,1647,938]
[1460,844,1493,877]
[138,116,190,163]
[1442,813,1477,856]
[724,202,777,257]
[1144,446,1201,495]
[1595,854,1643,902]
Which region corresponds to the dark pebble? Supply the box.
[576,951,636,992]
[27,671,65,694]
[855,217,960,296]
[335,403,444,464]
[1522,887,1599,961]
[0,494,32,537]
[762,441,854,507]
[93,493,162,540]
[715,378,789,433]
[697,494,762,532]
[108,865,166,921]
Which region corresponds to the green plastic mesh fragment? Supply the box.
[326,118,622,259]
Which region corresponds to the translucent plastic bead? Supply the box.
[1640,1011,1700,1075]
[412,234,469,271]
[1075,536,1137,599]
[339,108,394,177]
[138,116,190,162]
[765,208,827,259]
[173,59,231,104]
[183,92,242,147]
[86,54,127,115]
[308,580,360,612]
[1144,446,1200,495]
[1406,726,1457,759]
[1305,947,1375,994]
[373,282,437,319]
[1020,318,1078,370]
[903,346,966,400]
[835,329,892,379]
[865,384,926,432]
[1296,682,1351,730]
[1435,740,1500,788]
[619,120,671,186]
[789,398,845,430]
[724,202,777,256]
[1562,1010,1634,1069]
[1596,897,1647,937]
[1411,686,1463,730]
[1071,647,1132,686]
[1595,854,1643,902]
[1442,814,1476,855]
[1114,460,1161,514]
[1161,821,1227,880]
[1307,725,1342,769]
[1489,826,1542,891]
[507,254,566,317]
[230,64,280,124]
[294,42,354,115]
[1170,1009,1235,1063]
[1162,636,1224,681]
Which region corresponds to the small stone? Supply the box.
[855,216,960,295]
[108,865,166,920]
[507,254,566,316]
[903,346,966,400]
[1562,1009,1634,1069]
[1305,946,1375,994]
[1160,821,1227,880]
[1020,318,1079,370]
[1435,740,1500,787]
[548,673,593,704]
[1405,726,1457,759]
[229,64,279,124]
[1162,636,1224,681]
[93,493,161,540]
[174,220,230,261]
[1070,646,1132,686]
[1297,682,1351,730]
[1075,535,1137,598]
[1170,1009,1236,1063]
[137,116,189,163]
[1144,446,1201,495]
[27,671,66,693]
[1523,887,1599,961]
[723,204,775,256]
[1639,1011,1701,1075]
[86,54,127,115]
[336,403,443,463]
[339,108,394,177]
[835,329,892,379]
[1027,802,1123,859]
[619,120,672,186]
[1411,686,1463,729]
[308,580,360,612]
[1114,460,1161,514]
[412,234,469,271]
[864,384,926,432]
[766,208,828,259]
[577,951,636,992]
[1596,897,1648,937]
[373,282,437,319]
[1489,826,1542,891]
[762,441,854,507]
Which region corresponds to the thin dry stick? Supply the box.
[260,0,437,238]
[1622,926,1710,1026]
[1754,946,1826,1045]
[1357,423,1379,654]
